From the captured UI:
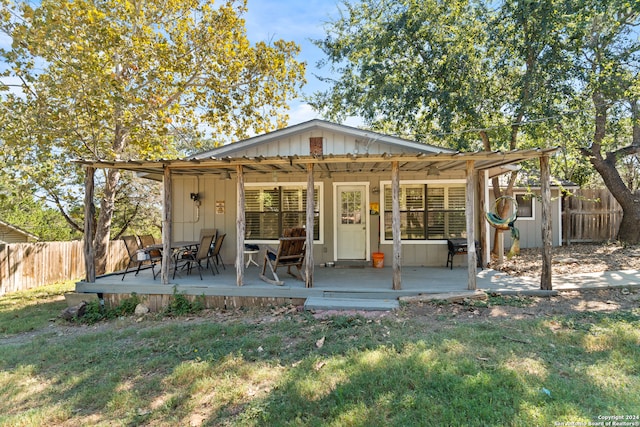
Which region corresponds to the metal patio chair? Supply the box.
[121,235,161,280]
[209,233,226,273]
[173,233,216,280]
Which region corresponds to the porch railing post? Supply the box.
[540,154,553,290]
[466,160,477,290]
[236,165,245,286]
[391,161,402,290]
[161,165,172,285]
[305,163,314,288]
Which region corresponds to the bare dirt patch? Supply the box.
[401,288,640,325]
[495,242,640,277]
[401,243,640,323]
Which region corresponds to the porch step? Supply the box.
[323,291,391,299]
[304,297,399,312]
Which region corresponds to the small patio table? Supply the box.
[147,241,200,276]
[244,244,260,268]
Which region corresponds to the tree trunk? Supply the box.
[584,91,640,244]
[591,157,640,243]
[94,168,121,275]
[93,116,128,275]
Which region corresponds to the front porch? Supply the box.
[75,262,549,311]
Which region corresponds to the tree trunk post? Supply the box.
[391,161,402,290]
[305,163,315,288]
[83,166,96,283]
[479,169,490,268]
[236,165,245,286]
[466,160,477,290]
[540,154,553,290]
[161,165,172,285]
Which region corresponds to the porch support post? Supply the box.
[391,161,402,290]
[466,160,477,290]
[480,169,490,268]
[236,164,245,286]
[83,166,95,283]
[305,163,314,288]
[540,154,553,290]
[161,165,172,285]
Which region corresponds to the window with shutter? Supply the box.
[244,184,320,241]
[383,183,466,241]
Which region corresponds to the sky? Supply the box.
[242,0,362,126]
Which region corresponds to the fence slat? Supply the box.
[565,189,623,244]
[0,240,128,296]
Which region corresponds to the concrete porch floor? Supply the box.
[75,261,640,301]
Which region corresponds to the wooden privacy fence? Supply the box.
[563,189,622,244]
[0,240,128,296]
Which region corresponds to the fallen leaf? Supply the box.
[314,361,326,371]
[316,336,325,348]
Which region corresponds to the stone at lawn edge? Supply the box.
[134,303,150,315]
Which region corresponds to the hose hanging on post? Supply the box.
[485,196,520,258]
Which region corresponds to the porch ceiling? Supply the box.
[74,147,559,179]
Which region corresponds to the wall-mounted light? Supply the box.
[222,171,231,180]
[190,192,200,202]
[372,186,380,194]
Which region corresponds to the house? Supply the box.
[76,119,557,307]
[0,219,39,243]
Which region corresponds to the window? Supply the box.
[383,183,466,240]
[245,184,320,240]
[515,193,534,219]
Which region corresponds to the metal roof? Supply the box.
[74,147,559,181]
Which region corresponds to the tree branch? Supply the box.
[46,189,83,232]
[112,202,140,240]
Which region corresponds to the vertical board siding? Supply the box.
[0,240,128,295]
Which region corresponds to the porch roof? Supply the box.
[75,147,559,180]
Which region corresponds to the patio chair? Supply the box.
[259,227,306,286]
[186,228,217,251]
[121,235,161,280]
[209,233,226,273]
[139,234,163,277]
[173,233,216,280]
[139,234,156,248]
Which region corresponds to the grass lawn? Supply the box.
[1,283,639,426]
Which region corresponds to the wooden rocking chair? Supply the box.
[259,227,306,286]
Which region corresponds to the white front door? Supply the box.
[335,184,368,260]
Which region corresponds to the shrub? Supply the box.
[164,288,205,316]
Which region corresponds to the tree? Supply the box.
[0,0,306,273]
[311,0,571,251]
[566,0,640,243]
[312,0,640,244]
